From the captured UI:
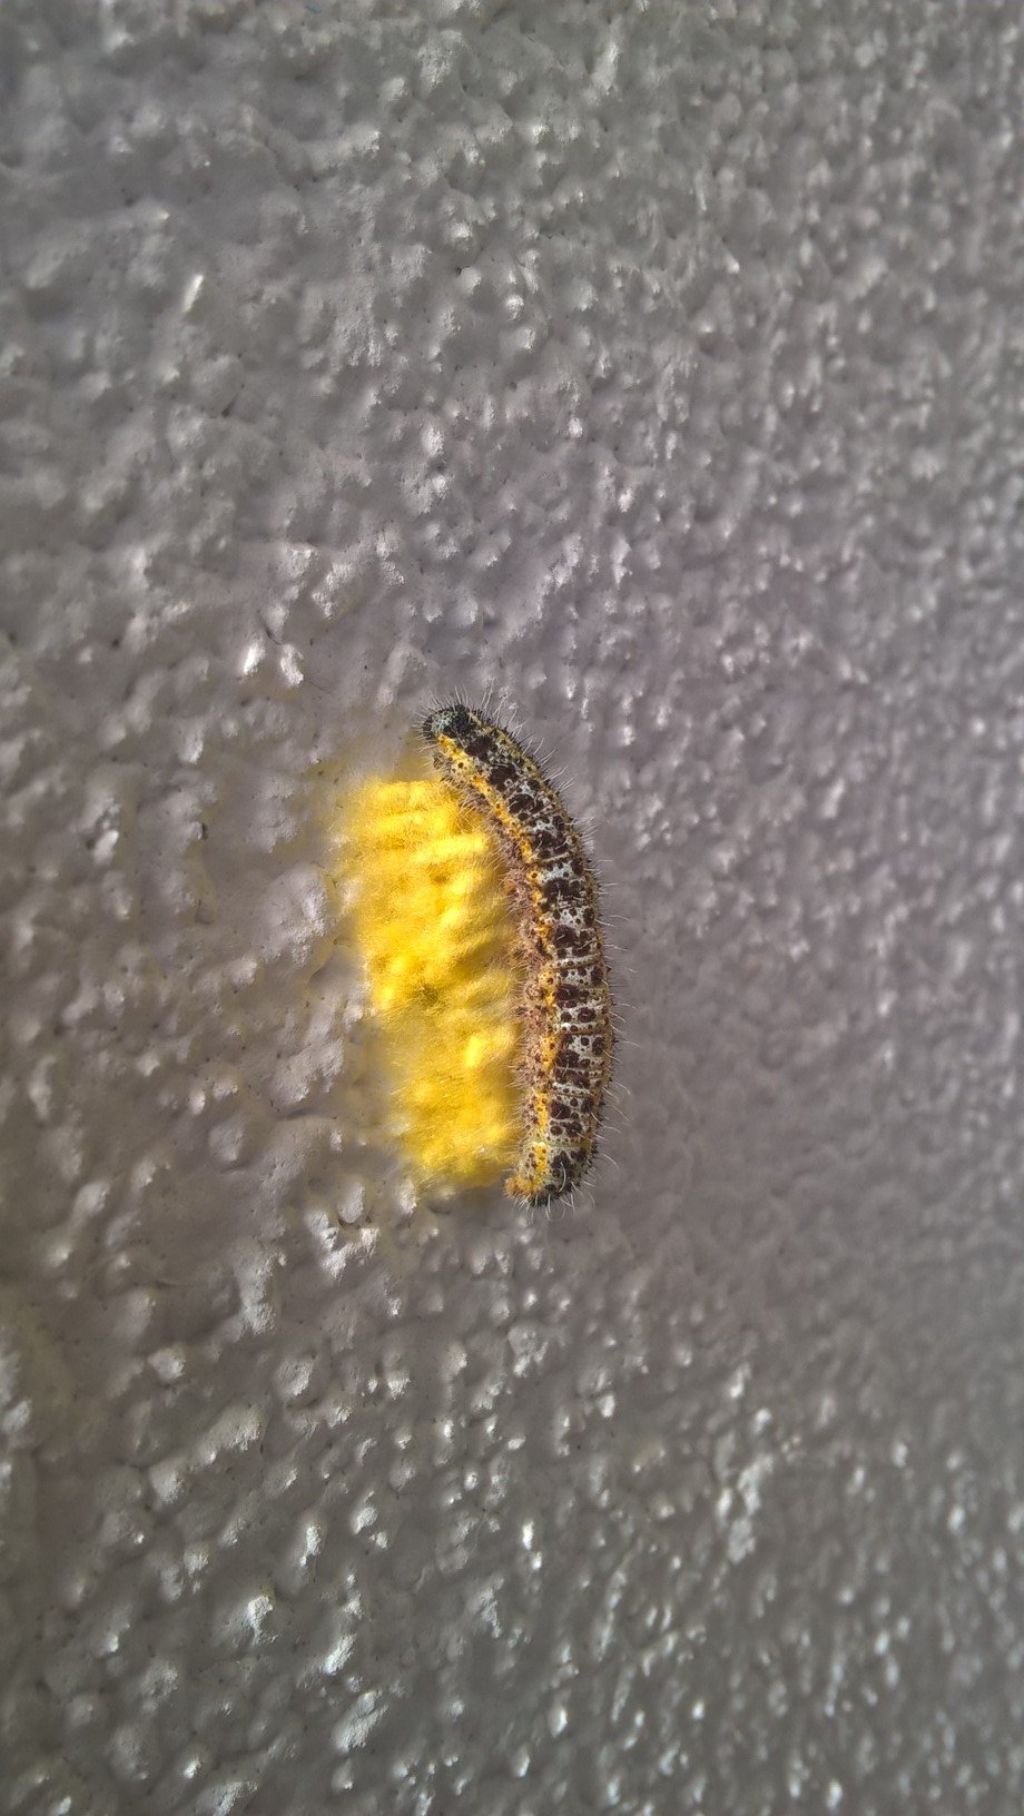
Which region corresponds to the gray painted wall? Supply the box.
[3,1,1023,1810]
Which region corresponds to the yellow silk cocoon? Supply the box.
[342,777,523,1193]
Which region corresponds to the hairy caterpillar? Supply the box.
[423,704,613,1205]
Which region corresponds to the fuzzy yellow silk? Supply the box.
[341,777,523,1192]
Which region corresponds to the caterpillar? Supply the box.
[423,703,613,1206]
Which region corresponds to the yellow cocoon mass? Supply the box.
[341,777,523,1193]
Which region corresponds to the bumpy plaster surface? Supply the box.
[3,1,1024,1810]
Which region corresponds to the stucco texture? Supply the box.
[3,0,1024,1810]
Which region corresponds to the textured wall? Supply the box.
[3,1,1024,1810]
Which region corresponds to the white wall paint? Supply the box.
[3,1,1023,1810]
